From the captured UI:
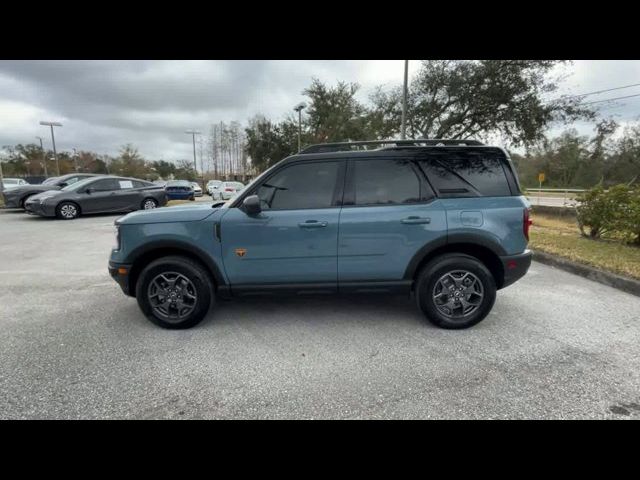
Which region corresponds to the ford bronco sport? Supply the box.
[109,139,532,330]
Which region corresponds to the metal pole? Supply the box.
[298,109,302,152]
[401,60,409,140]
[72,148,79,172]
[50,124,60,176]
[37,137,48,177]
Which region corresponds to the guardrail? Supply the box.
[523,188,585,207]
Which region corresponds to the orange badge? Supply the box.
[235,248,247,258]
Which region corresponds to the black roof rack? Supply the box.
[299,139,484,154]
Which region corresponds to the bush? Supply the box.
[576,184,640,243]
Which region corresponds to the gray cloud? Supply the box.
[1,60,640,161]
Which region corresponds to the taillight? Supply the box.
[523,208,532,241]
[225,188,234,192]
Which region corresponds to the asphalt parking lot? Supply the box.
[1,204,639,419]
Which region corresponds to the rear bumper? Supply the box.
[109,261,133,296]
[500,249,532,288]
[166,191,194,200]
[2,194,21,208]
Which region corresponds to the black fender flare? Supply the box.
[125,240,227,287]
[403,232,507,280]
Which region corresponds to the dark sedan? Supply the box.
[1,173,98,209]
[24,176,168,219]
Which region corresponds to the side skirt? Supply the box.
[227,280,413,297]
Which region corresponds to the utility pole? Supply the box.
[185,130,201,182]
[294,102,307,152]
[72,148,79,172]
[401,60,409,140]
[39,121,62,176]
[36,136,48,177]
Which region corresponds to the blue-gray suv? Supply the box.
[109,140,532,329]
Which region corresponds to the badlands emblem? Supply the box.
[235,248,247,258]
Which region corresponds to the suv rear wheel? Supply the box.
[136,255,213,329]
[415,254,496,329]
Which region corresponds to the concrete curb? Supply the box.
[532,250,640,298]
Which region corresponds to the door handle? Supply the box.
[401,216,431,225]
[298,220,328,228]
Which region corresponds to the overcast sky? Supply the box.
[1,60,640,161]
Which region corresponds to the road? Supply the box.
[1,206,639,419]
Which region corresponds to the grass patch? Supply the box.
[530,212,640,280]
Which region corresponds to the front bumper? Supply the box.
[166,191,194,200]
[109,261,133,296]
[500,249,532,288]
[24,199,56,217]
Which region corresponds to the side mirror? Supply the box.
[59,182,68,188]
[243,195,261,215]
[85,188,93,194]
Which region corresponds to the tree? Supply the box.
[370,60,594,147]
[303,78,369,143]
[245,116,297,172]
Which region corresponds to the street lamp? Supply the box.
[72,148,79,172]
[39,121,62,176]
[185,130,201,180]
[293,102,307,152]
[35,136,48,177]
[401,60,409,140]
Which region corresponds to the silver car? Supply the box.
[2,178,28,190]
[220,181,245,200]
[206,180,223,199]
[191,182,203,197]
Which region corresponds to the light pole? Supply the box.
[35,136,48,177]
[185,130,201,181]
[39,121,62,176]
[72,148,79,172]
[401,60,409,140]
[293,102,307,152]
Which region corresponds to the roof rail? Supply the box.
[299,139,484,154]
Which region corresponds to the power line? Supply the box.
[581,93,640,106]
[562,82,640,100]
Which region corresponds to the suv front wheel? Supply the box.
[136,255,213,329]
[416,254,496,329]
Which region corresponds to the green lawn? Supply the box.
[530,213,640,280]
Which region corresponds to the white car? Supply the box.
[191,182,203,197]
[2,178,28,190]
[206,180,223,199]
[220,181,245,200]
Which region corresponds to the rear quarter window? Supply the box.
[419,151,512,197]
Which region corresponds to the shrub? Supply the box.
[576,184,640,243]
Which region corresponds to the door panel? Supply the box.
[220,207,340,285]
[338,203,447,281]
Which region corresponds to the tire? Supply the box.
[56,201,80,220]
[415,254,496,329]
[189,196,195,201]
[141,198,158,210]
[135,255,213,329]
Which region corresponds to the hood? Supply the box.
[29,190,64,201]
[117,204,219,225]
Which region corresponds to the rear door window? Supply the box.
[419,151,511,197]
[352,159,422,205]
[91,178,121,192]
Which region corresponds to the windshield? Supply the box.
[42,177,59,185]
[61,177,98,192]
[3,179,19,185]
[167,180,191,187]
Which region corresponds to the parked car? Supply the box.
[2,173,98,209]
[2,178,29,190]
[153,180,167,188]
[109,139,532,330]
[25,176,167,219]
[220,181,245,200]
[191,182,203,197]
[206,180,223,199]
[164,180,195,201]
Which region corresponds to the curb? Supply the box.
[532,250,640,298]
